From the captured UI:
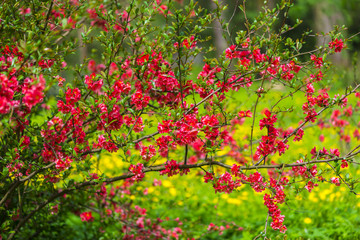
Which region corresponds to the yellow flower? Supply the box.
[162,180,172,188]
[329,193,336,202]
[295,194,303,201]
[318,189,331,200]
[147,186,155,194]
[304,218,312,224]
[169,188,177,196]
[309,193,318,202]
[221,194,229,199]
[227,198,241,205]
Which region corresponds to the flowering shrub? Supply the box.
[0,0,359,239]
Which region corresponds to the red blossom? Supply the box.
[80,211,94,222]
[55,157,72,171]
[305,180,318,192]
[263,193,287,233]
[310,55,323,68]
[204,172,214,183]
[331,177,340,186]
[341,160,348,168]
[131,90,150,110]
[19,7,31,15]
[84,73,103,93]
[158,120,174,133]
[329,39,344,53]
[160,160,180,177]
[65,88,81,105]
[293,128,304,141]
[230,164,242,177]
[213,172,241,194]
[22,75,46,109]
[38,59,54,69]
[95,135,119,153]
[238,110,252,118]
[129,163,145,182]
[197,63,222,85]
[140,145,156,161]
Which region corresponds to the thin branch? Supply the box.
[326,162,358,195]
[42,0,54,32]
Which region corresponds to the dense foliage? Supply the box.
[1,0,359,239]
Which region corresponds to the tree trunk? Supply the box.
[210,0,227,56]
[314,2,347,66]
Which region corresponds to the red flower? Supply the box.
[204,172,214,183]
[160,160,179,177]
[38,59,54,68]
[131,90,150,110]
[329,39,344,53]
[310,55,323,68]
[238,110,252,118]
[55,157,72,171]
[331,177,340,186]
[80,211,94,222]
[65,88,81,105]
[341,160,348,168]
[140,145,156,161]
[129,163,145,182]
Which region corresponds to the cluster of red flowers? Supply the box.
[95,178,185,239]
[263,193,286,233]
[80,211,94,222]
[160,160,180,177]
[291,159,319,192]
[262,177,289,233]
[156,135,176,157]
[140,145,156,161]
[213,172,241,194]
[310,146,340,159]
[55,157,72,171]
[174,35,197,49]
[329,39,345,52]
[85,72,103,93]
[94,134,119,153]
[57,87,82,113]
[131,90,151,110]
[310,55,323,68]
[255,110,289,160]
[129,163,145,182]
[0,44,46,115]
[207,222,243,236]
[280,60,302,81]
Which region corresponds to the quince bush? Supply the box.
[0,0,359,239]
